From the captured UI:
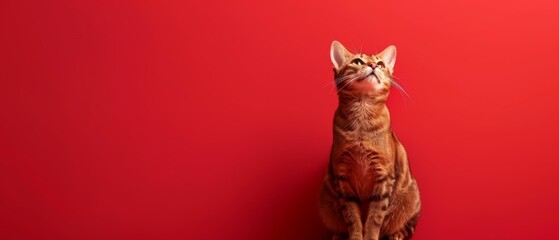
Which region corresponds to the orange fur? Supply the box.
[320,41,420,240]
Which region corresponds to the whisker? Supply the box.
[335,74,354,84]
[326,76,345,93]
[322,80,336,88]
[323,74,350,92]
[360,41,364,55]
[350,40,358,53]
[389,79,412,100]
[329,81,339,93]
[391,75,411,100]
[330,76,348,93]
[330,80,343,92]
[391,74,404,82]
[376,70,413,101]
[337,77,356,94]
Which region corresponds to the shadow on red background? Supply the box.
[1,0,559,239]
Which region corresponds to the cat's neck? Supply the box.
[334,93,391,135]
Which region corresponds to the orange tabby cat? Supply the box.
[319,41,420,240]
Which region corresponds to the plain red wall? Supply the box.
[1,0,559,239]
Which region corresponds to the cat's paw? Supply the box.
[387,232,405,240]
[363,232,379,240]
[349,235,364,240]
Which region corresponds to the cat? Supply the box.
[319,41,421,240]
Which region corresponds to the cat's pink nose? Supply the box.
[368,62,375,68]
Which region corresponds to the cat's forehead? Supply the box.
[351,53,378,61]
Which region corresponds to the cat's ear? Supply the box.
[378,45,397,73]
[330,41,351,70]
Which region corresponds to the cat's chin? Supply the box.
[365,74,381,84]
[351,75,386,92]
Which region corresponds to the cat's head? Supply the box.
[330,41,397,99]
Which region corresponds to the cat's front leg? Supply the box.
[363,177,393,240]
[339,198,363,240]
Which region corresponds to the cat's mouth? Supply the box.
[356,67,381,84]
[365,72,381,84]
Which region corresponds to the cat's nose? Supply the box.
[368,62,375,68]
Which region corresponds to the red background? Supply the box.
[1,0,559,239]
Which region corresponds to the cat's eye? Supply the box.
[376,61,385,68]
[351,58,365,66]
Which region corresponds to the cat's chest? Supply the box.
[335,144,387,199]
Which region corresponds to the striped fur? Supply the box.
[320,41,421,240]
